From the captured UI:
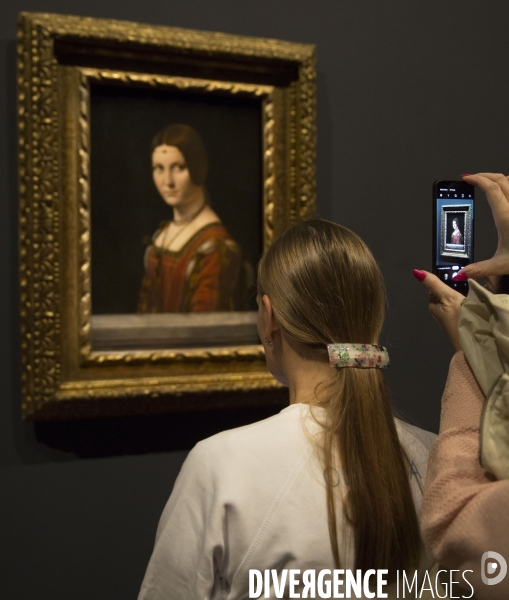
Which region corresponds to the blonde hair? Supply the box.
[257,219,420,578]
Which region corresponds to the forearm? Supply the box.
[421,353,509,598]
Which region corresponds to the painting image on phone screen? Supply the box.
[433,180,474,292]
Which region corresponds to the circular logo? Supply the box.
[481,551,507,586]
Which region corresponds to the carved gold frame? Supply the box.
[17,12,316,419]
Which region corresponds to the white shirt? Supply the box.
[138,403,436,600]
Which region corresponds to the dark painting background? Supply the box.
[90,84,262,314]
[1,1,507,599]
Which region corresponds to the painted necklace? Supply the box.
[159,201,207,251]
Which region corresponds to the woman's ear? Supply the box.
[261,294,279,343]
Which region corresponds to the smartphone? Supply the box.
[432,180,475,296]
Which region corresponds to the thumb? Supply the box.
[460,256,509,280]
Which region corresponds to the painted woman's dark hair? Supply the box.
[151,124,208,186]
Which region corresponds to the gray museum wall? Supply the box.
[0,1,507,598]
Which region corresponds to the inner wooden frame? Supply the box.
[70,68,276,359]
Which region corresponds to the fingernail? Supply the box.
[461,174,472,177]
[412,269,426,282]
[452,272,468,281]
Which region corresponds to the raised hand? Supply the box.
[456,173,509,280]
[413,270,464,351]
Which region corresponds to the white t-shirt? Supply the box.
[138,403,436,600]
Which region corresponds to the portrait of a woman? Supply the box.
[450,217,463,245]
[138,124,241,313]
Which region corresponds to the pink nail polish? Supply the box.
[412,269,426,282]
[461,174,472,177]
[452,272,468,281]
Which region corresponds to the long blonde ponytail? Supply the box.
[257,219,420,578]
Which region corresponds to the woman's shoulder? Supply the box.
[179,404,320,524]
[191,222,240,255]
[188,404,310,472]
[193,223,240,255]
[194,221,235,240]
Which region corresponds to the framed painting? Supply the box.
[17,12,316,419]
[439,205,473,259]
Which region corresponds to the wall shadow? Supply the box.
[32,399,288,459]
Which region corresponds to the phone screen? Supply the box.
[433,180,475,295]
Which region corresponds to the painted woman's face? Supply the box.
[452,220,458,231]
[152,145,200,208]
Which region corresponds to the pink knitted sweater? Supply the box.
[421,352,509,599]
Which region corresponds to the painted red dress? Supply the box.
[451,229,463,244]
[138,222,241,313]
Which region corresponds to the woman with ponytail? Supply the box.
[138,219,436,600]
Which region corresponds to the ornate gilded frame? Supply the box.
[17,12,316,419]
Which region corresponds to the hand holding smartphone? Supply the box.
[432,180,475,296]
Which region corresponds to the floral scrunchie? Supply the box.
[327,344,390,369]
